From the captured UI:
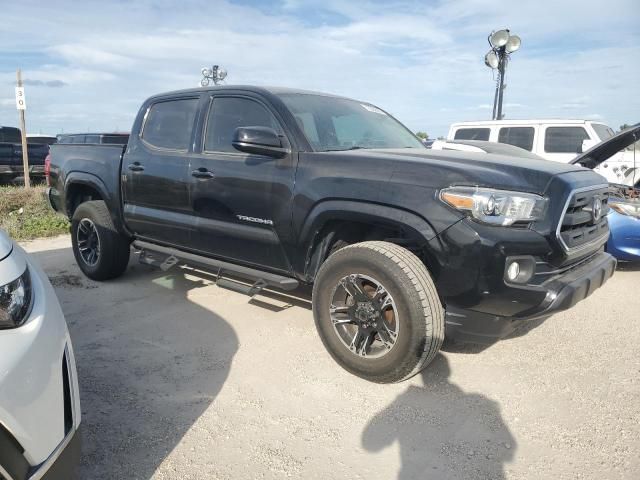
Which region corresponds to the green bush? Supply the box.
[0,186,69,240]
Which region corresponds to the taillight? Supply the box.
[44,153,51,186]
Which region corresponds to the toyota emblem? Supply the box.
[592,196,603,223]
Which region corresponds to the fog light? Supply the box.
[507,261,520,281]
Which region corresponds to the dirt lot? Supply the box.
[23,235,640,480]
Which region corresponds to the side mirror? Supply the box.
[232,126,287,158]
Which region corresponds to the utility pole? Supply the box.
[15,69,31,188]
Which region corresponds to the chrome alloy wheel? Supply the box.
[329,274,399,358]
[76,218,101,267]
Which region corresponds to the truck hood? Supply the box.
[357,148,592,195]
[571,123,640,170]
[0,229,13,261]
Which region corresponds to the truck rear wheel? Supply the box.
[71,200,130,280]
[312,241,444,383]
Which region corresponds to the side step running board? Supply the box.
[132,240,299,292]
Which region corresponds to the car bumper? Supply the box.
[444,251,616,344]
[0,247,81,479]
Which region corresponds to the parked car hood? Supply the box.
[353,148,594,195]
[0,229,13,261]
[571,123,640,170]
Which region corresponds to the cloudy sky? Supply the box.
[0,0,638,137]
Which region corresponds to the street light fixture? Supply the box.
[200,65,228,86]
[485,29,521,120]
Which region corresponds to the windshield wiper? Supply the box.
[323,146,366,152]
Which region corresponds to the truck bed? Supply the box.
[48,143,126,220]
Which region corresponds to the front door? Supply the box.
[122,96,200,247]
[188,94,296,273]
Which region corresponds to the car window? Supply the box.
[591,123,615,141]
[544,126,589,153]
[102,135,129,145]
[453,128,490,141]
[498,127,534,151]
[204,97,281,153]
[84,135,100,144]
[142,98,199,150]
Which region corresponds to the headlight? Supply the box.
[440,187,548,226]
[610,201,640,219]
[0,267,33,329]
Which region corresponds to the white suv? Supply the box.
[0,230,81,480]
[447,120,637,185]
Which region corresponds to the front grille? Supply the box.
[557,186,609,252]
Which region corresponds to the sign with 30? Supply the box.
[15,87,26,110]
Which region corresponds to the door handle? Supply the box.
[128,163,145,172]
[191,168,215,179]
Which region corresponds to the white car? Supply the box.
[447,119,638,185]
[0,230,80,480]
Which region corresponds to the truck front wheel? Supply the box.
[71,200,130,280]
[312,241,444,383]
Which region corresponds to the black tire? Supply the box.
[312,241,444,383]
[71,200,130,280]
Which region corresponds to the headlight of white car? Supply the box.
[0,267,33,329]
[440,187,548,226]
[610,201,640,219]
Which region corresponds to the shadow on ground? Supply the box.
[32,247,238,480]
[362,355,515,480]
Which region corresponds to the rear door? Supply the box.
[187,93,296,272]
[122,95,200,247]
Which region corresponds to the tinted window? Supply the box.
[27,136,57,145]
[0,127,21,143]
[84,135,100,144]
[102,135,129,145]
[279,94,423,151]
[592,124,614,141]
[498,127,534,151]
[544,127,589,153]
[142,98,198,150]
[454,128,490,141]
[204,97,280,153]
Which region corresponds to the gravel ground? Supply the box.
[22,235,640,480]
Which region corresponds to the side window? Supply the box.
[544,127,589,153]
[84,135,100,144]
[204,97,281,153]
[498,127,534,151]
[142,98,199,150]
[454,128,490,141]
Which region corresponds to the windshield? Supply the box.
[278,93,424,152]
[592,123,615,141]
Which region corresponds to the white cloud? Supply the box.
[0,0,637,135]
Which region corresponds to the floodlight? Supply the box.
[505,35,521,53]
[485,51,499,69]
[490,29,510,48]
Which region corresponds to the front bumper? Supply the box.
[445,251,616,343]
[0,246,81,479]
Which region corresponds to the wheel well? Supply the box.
[66,184,104,218]
[305,219,438,281]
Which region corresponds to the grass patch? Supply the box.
[1,185,69,241]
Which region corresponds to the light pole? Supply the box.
[200,65,228,86]
[484,29,521,120]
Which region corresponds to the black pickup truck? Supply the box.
[0,126,50,183]
[47,86,616,383]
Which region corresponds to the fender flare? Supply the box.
[297,200,437,280]
[63,172,127,235]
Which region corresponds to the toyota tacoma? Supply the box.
[46,86,616,383]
